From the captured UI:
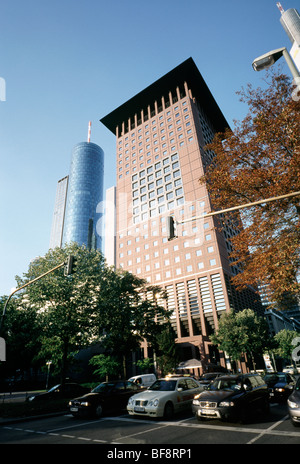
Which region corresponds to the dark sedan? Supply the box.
[198,373,225,390]
[263,372,296,402]
[69,380,143,418]
[27,383,90,402]
[192,373,269,423]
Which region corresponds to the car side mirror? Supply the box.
[177,387,183,392]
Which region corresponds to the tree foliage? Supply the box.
[15,243,107,383]
[211,309,270,369]
[200,71,300,304]
[93,269,170,377]
[155,322,180,376]
[8,243,170,383]
[274,329,300,366]
[89,354,121,382]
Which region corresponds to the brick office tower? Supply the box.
[101,58,262,372]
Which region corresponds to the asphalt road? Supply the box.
[0,402,299,451]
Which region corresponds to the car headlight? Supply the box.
[193,399,200,405]
[288,399,299,409]
[275,387,285,392]
[128,397,134,405]
[148,399,159,407]
[80,401,91,407]
[219,401,235,407]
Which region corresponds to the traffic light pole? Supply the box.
[167,190,300,240]
[0,261,65,335]
[177,190,300,225]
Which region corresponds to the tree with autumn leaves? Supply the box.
[201,71,300,307]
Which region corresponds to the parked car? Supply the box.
[283,366,298,375]
[197,372,225,391]
[128,374,156,387]
[192,373,269,423]
[127,376,202,419]
[27,383,90,402]
[263,372,296,402]
[287,377,300,427]
[69,380,143,418]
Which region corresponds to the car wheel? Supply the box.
[163,402,174,420]
[95,404,103,418]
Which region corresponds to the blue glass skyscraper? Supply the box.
[62,138,104,251]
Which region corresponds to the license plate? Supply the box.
[200,408,217,416]
[70,407,78,412]
[134,406,145,412]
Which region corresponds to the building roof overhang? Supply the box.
[100,57,229,136]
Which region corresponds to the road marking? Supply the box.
[247,415,290,444]
[104,415,300,442]
[112,424,170,444]
[47,418,106,433]
[2,412,300,444]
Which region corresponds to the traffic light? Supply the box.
[166,216,176,241]
[64,255,76,276]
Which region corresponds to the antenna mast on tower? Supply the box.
[276,2,285,14]
[88,121,92,143]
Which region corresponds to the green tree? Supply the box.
[211,309,270,371]
[94,269,170,378]
[136,358,154,373]
[274,329,300,368]
[89,354,121,382]
[15,243,107,386]
[10,244,171,385]
[0,296,41,383]
[156,322,180,376]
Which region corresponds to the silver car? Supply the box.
[127,376,202,419]
[287,377,300,427]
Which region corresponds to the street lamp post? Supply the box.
[46,361,52,390]
[252,46,300,79]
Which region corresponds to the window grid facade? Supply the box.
[101,58,263,370]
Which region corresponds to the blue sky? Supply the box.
[0,0,296,295]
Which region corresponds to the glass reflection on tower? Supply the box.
[63,141,104,251]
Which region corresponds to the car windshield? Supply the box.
[148,380,177,391]
[92,383,115,393]
[264,374,286,383]
[210,378,242,392]
[47,384,60,392]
